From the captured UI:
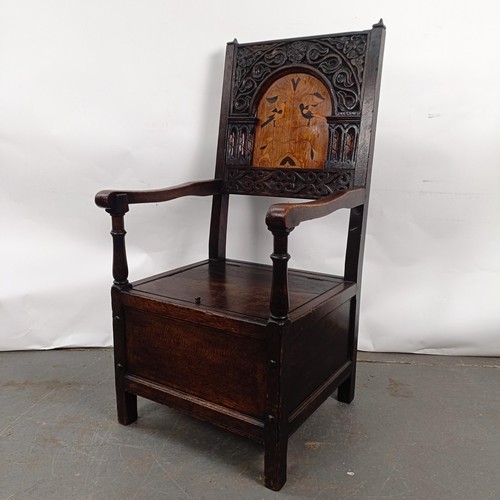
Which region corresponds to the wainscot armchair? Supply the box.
[96,21,385,490]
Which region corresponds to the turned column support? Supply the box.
[268,228,292,321]
[106,193,130,289]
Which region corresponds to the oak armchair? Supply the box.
[96,22,385,490]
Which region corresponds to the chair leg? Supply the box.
[337,371,356,404]
[264,430,288,491]
[116,387,138,425]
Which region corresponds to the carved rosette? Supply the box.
[232,34,367,116]
[227,167,353,199]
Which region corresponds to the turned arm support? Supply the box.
[95,179,223,289]
[265,188,366,321]
[265,188,366,232]
[95,179,223,211]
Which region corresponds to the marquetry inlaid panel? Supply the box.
[253,73,332,169]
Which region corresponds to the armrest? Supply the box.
[266,188,366,231]
[95,179,223,211]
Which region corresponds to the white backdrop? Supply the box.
[1,0,499,354]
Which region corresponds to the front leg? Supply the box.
[264,416,288,490]
[110,267,137,425]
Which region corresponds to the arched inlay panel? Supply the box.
[253,73,332,169]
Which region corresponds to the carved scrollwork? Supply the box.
[227,167,353,198]
[233,34,367,116]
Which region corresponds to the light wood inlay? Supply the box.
[253,73,332,169]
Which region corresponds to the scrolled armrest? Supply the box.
[266,188,366,231]
[95,179,223,211]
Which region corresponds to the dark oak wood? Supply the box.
[95,179,222,209]
[266,187,366,231]
[95,22,385,491]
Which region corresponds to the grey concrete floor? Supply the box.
[1,349,499,499]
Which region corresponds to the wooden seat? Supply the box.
[96,22,385,490]
[130,260,352,320]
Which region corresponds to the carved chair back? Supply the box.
[214,27,383,199]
